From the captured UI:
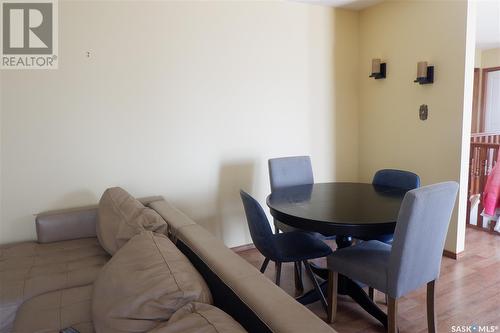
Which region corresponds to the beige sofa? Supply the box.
[0,188,336,333]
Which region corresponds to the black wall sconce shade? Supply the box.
[369,63,386,79]
[414,64,434,85]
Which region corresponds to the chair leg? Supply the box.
[387,296,398,333]
[294,261,304,292]
[303,260,328,312]
[368,287,375,301]
[275,262,282,286]
[427,280,437,333]
[327,271,338,324]
[260,257,270,273]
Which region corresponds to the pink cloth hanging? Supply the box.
[482,161,500,216]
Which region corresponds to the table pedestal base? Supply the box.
[296,273,387,327]
[296,236,388,328]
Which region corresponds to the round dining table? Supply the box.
[266,182,408,327]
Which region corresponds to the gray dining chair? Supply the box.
[268,156,314,292]
[268,156,314,234]
[326,182,459,333]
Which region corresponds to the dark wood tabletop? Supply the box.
[266,182,408,327]
[266,182,407,238]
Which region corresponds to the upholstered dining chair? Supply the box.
[326,182,458,333]
[268,156,335,292]
[268,156,314,234]
[371,169,421,244]
[367,169,421,302]
[373,169,421,191]
[240,190,333,311]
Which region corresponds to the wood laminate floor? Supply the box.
[237,228,500,333]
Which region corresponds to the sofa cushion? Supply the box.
[92,231,212,333]
[96,187,168,255]
[13,284,94,333]
[0,238,108,333]
[150,303,247,333]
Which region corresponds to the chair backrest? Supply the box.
[268,156,314,192]
[388,182,459,298]
[373,169,420,191]
[240,190,277,259]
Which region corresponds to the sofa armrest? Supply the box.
[139,195,164,206]
[148,199,196,238]
[148,199,336,333]
[36,206,98,243]
[175,224,336,333]
[36,195,164,244]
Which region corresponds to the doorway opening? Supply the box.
[466,3,500,235]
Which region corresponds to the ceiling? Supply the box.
[301,0,383,10]
[476,0,500,49]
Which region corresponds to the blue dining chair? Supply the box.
[240,190,333,311]
[367,169,420,302]
[373,169,421,191]
[371,169,421,244]
[326,182,459,333]
[268,156,335,292]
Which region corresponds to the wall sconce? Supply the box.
[414,61,434,84]
[369,58,386,79]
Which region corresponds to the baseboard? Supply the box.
[232,242,465,260]
[467,223,500,235]
[231,243,255,253]
[443,249,464,260]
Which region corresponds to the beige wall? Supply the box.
[0,73,3,243]
[479,47,500,68]
[1,0,472,253]
[0,1,360,245]
[475,48,482,68]
[358,1,470,253]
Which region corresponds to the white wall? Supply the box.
[358,0,470,253]
[0,1,360,246]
